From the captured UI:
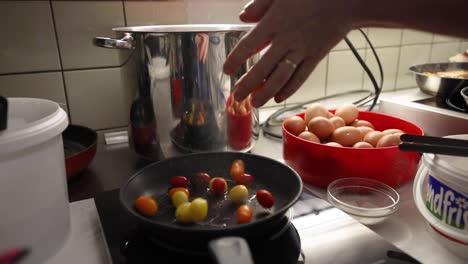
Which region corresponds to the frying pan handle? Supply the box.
[93,33,134,50]
[208,237,254,264]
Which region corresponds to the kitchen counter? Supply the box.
[48,88,466,264]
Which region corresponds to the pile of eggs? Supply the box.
[284,103,405,148]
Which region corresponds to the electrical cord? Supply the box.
[262,29,384,139]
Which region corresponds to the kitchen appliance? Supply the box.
[410,62,468,113]
[94,25,260,161]
[95,188,421,264]
[118,151,303,263]
[0,97,70,264]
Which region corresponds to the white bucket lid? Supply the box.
[0,98,69,154]
[422,134,468,183]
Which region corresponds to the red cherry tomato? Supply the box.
[230,160,245,182]
[256,189,274,208]
[192,172,211,187]
[237,205,253,224]
[168,187,190,199]
[169,176,189,188]
[209,177,227,195]
[236,173,255,186]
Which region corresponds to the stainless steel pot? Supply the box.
[410,62,468,112]
[94,25,260,160]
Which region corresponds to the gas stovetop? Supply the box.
[94,188,420,264]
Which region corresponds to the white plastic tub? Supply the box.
[413,134,468,259]
[0,98,70,264]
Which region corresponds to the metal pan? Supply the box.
[410,62,468,112]
[119,152,303,255]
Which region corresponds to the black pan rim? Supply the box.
[119,151,304,233]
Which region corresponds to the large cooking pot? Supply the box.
[119,152,303,263]
[410,62,468,112]
[94,25,260,160]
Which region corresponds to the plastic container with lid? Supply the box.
[413,134,468,259]
[0,97,70,264]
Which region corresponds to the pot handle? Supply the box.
[208,237,254,264]
[93,33,134,49]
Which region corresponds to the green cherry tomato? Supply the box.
[175,202,193,224]
[229,185,249,204]
[190,198,208,222]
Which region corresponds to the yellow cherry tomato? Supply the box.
[190,198,208,222]
[175,202,193,224]
[171,190,189,208]
[134,196,158,217]
[229,185,249,204]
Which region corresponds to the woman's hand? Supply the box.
[223,0,356,107]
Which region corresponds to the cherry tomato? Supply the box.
[175,202,193,224]
[192,172,211,188]
[230,159,245,182]
[237,205,253,224]
[190,198,208,222]
[209,177,228,195]
[256,189,274,208]
[171,191,189,208]
[236,173,255,186]
[168,187,190,199]
[134,196,158,217]
[169,176,189,188]
[229,185,249,204]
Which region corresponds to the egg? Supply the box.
[352,141,374,148]
[363,131,385,147]
[325,142,343,147]
[376,134,402,148]
[329,116,346,129]
[284,116,306,136]
[307,117,335,140]
[382,128,404,135]
[305,103,329,124]
[298,131,320,143]
[330,126,361,147]
[356,126,374,140]
[335,104,359,125]
[352,120,374,129]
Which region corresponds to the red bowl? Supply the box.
[282,111,424,188]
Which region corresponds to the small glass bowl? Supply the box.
[327,177,400,226]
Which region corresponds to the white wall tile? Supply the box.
[401,29,432,45]
[326,49,365,95]
[433,34,459,43]
[64,63,137,129]
[0,1,60,74]
[363,47,399,92]
[366,28,402,47]
[333,29,368,51]
[53,1,128,70]
[286,57,327,104]
[0,72,66,105]
[186,0,248,23]
[460,41,468,53]
[430,42,461,63]
[125,1,187,26]
[396,44,431,89]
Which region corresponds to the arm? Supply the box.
[224,0,467,108]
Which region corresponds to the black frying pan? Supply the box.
[120,152,303,246]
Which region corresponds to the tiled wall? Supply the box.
[1,0,467,131]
